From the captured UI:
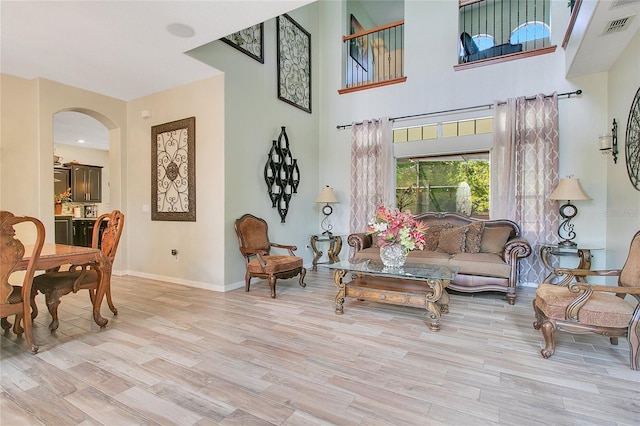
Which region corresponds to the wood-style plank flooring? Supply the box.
[2,270,639,425]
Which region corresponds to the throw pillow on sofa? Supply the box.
[437,226,469,254]
[465,221,485,253]
[480,226,513,255]
[423,223,453,251]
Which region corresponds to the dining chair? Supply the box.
[31,210,124,331]
[0,210,46,353]
[532,230,640,370]
[234,213,306,298]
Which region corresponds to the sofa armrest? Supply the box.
[503,237,532,264]
[347,233,373,253]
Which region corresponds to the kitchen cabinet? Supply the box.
[65,163,103,203]
[54,215,73,245]
[73,219,107,247]
[54,167,71,196]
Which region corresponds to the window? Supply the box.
[396,153,490,218]
[510,21,550,44]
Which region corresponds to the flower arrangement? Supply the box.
[55,188,72,204]
[366,206,427,253]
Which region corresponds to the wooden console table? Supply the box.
[327,260,459,332]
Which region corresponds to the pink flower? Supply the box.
[366,206,426,253]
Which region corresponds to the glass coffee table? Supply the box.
[326,260,460,331]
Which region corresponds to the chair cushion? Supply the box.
[33,270,99,292]
[247,256,303,274]
[460,32,478,55]
[535,284,634,328]
[7,286,22,304]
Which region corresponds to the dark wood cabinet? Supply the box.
[54,167,71,196]
[73,219,108,248]
[54,215,73,245]
[65,163,102,202]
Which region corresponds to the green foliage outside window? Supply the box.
[396,155,490,218]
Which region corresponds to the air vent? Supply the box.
[603,15,635,34]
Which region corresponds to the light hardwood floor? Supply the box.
[1,270,639,425]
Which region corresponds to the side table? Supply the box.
[538,244,603,283]
[310,234,342,271]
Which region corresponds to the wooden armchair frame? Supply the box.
[234,214,306,298]
[533,231,640,370]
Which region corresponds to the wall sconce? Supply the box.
[548,177,592,247]
[599,118,618,163]
[316,185,338,236]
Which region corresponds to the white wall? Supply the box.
[606,30,640,269]
[317,0,623,273]
[188,4,321,288]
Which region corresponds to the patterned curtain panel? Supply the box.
[350,118,393,236]
[492,94,559,284]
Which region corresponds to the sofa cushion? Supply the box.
[460,32,478,55]
[450,253,511,278]
[465,221,485,253]
[437,226,468,254]
[352,247,384,262]
[423,223,453,251]
[535,284,634,328]
[480,226,512,255]
[407,250,451,265]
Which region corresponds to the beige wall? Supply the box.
[126,75,226,290]
[0,75,127,269]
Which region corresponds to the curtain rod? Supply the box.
[336,89,583,130]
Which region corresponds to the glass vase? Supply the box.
[380,244,407,269]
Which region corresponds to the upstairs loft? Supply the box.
[341,0,561,93]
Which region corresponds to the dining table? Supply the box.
[17,243,112,328]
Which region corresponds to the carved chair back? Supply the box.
[619,230,640,299]
[92,210,125,263]
[234,214,272,261]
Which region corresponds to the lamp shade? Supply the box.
[316,185,338,203]
[548,178,592,201]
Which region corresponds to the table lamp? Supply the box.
[548,178,591,247]
[316,185,338,236]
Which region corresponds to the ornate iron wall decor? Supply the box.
[277,14,311,113]
[264,127,300,223]
[221,23,264,64]
[151,117,196,221]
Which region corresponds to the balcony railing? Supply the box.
[458,0,552,65]
[340,20,405,94]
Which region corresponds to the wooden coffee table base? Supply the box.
[333,269,450,331]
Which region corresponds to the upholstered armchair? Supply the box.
[533,230,640,370]
[32,210,124,331]
[234,214,306,298]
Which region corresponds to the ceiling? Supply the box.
[2,1,638,152]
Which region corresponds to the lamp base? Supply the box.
[558,240,577,247]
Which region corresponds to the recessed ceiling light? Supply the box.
[77,139,85,144]
[167,23,195,38]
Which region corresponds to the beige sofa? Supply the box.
[348,212,532,305]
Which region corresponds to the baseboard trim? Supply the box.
[125,270,244,293]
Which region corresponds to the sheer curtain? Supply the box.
[492,94,559,284]
[350,117,393,234]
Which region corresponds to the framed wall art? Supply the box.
[221,23,264,64]
[151,117,196,222]
[277,14,311,113]
[349,14,368,71]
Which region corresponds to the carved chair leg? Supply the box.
[630,322,639,371]
[1,317,12,332]
[44,291,63,332]
[13,313,24,334]
[298,268,307,288]
[539,320,556,359]
[269,275,277,299]
[105,287,118,315]
[506,291,516,305]
[29,287,40,320]
[245,271,251,292]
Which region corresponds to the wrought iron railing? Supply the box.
[459,0,551,64]
[342,20,404,90]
